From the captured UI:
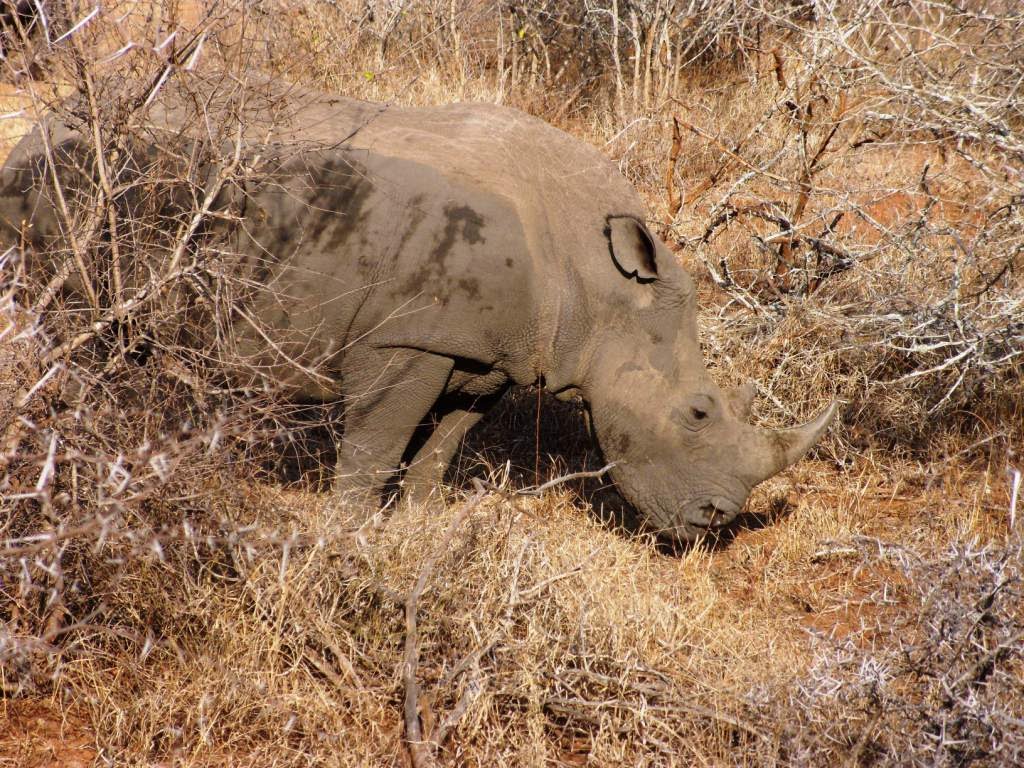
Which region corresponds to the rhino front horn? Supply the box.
[754,401,840,481]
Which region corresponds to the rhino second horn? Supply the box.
[753,400,840,482]
[726,381,756,420]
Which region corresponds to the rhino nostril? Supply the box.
[694,497,740,528]
[697,502,723,526]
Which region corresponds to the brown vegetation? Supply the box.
[1,1,1022,765]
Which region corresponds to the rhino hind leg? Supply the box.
[333,348,454,510]
[400,407,484,505]
[399,390,504,504]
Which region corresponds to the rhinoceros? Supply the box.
[0,83,836,542]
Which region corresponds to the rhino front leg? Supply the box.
[334,348,454,511]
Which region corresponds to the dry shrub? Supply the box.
[33,480,808,765]
[655,2,1024,452]
[262,1,815,116]
[775,536,1024,765]
[7,448,1019,764]
[0,0,334,701]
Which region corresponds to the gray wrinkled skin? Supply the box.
[0,84,837,542]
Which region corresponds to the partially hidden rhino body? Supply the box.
[0,83,837,542]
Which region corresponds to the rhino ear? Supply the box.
[606,215,658,283]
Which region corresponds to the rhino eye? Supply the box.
[680,394,716,431]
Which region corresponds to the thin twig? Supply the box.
[515,463,616,497]
[666,116,682,219]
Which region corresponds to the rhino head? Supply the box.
[551,214,837,542]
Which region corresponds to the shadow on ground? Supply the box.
[251,387,786,551]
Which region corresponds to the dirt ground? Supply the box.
[0,700,95,768]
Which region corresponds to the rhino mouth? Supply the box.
[692,497,741,529]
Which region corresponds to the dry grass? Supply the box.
[2,1,1023,765]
